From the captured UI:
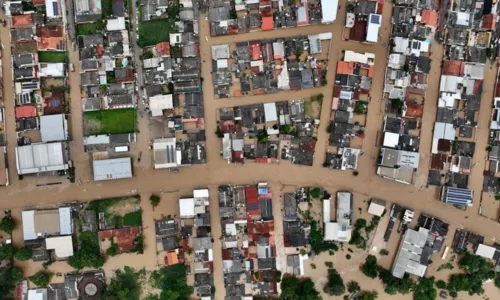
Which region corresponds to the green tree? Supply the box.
[447,252,495,296]
[282,124,292,134]
[14,247,32,261]
[30,271,52,287]
[150,194,161,208]
[0,216,15,232]
[324,268,345,296]
[436,280,447,289]
[391,98,402,111]
[347,281,360,293]
[280,275,321,300]
[413,277,437,300]
[150,263,193,300]
[309,188,322,199]
[68,232,105,270]
[0,244,15,260]
[11,267,24,284]
[378,268,414,295]
[360,291,378,300]
[362,255,379,279]
[103,267,142,300]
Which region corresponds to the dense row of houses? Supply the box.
[4,0,72,181]
[146,0,207,170]
[207,0,337,36]
[375,0,437,184]
[211,33,331,98]
[343,0,384,43]
[218,183,279,298]
[75,0,137,181]
[430,0,498,207]
[218,99,321,165]
[323,51,375,171]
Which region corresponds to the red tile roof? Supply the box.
[431,153,446,170]
[98,226,141,252]
[404,101,423,118]
[12,14,33,28]
[245,186,260,216]
[37,37,66,51]
[442,60,464,76]
[261,13,273,31]
[37,25,63,37]
[155,42,170,57]
[249,42,262,61]
[421,9,438,28]
[337,61,354,75]
[15,106,36,118]
[482,14,497,30]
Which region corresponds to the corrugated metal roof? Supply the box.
[93,157,132,181]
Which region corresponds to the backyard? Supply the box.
[38,51,67,63]
[76,21,104,36]
[88,195,142,229]
[138,1,179,46]
[84,108,136,135]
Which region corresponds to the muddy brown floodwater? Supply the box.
[1,1,500,298]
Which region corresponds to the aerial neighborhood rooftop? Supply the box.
[1,0,500,299]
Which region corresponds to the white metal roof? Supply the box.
[149,94,173,117]
[45,0,60,18]
[476,244,496,259]
[383,132,400,148]
[16,143,68,175]
[46,235,74,258]
[93,157,132,181]
[153,138,178,169]
[323,199,331,223]
[27,289,47,300]
[40,114,67,142]
[366,14,381,43]
[39,63,65,77]
[179,198,195,217]
[264,103,278,122]
[344,50,375,65]
[321,0,338,23]
[194,189,209,199]
[107,17,126,31]
[211,44,230,59]
[84,135,111,145]
[368,200,386,216]
[58,207,72,235]
[22,210,37,240]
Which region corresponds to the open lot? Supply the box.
[38,51,67,63]
[76,22,104,36]
[84,109,137,135]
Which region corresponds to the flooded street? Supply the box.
[1,0,500,298]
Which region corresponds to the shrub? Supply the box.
[379,249,389,256]
[149,194,161,208]
[347,281,360,293]
[362,255,379,279]
[353,171,359,176]
[324,268,345,296]
[123,211,142,227]
[30,271,52,287]
[14,248,32,261]
[0,216,15,232]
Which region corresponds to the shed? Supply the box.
[368,199,386,216]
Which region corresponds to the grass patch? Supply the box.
[102,0,112,19]
[76,21,104,36]
[138,18,174,46]
[38,51,67,63]
[138,2,180,47]
[84,109,137,135]
[123,211,142,227]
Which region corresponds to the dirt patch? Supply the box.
[107,197,141,217]
[84,118,102,136]
[305,101,322,119]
